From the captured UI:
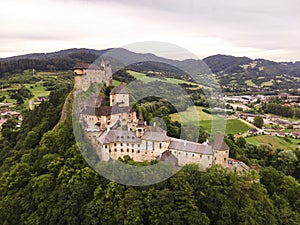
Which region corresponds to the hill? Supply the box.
[1,48,300,94]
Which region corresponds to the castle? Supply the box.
[74,63,229,169]
[73,61,112,91]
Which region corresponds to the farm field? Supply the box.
[246,135,299,150]
[170,106,252,134]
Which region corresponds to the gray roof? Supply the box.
[212,132,229,151]
[141,126,170,142]
[110,83,129,94]
[98,129,141,144]
[81,106,131,116]
[169,138,213,155]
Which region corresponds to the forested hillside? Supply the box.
[1,48,300,94]
[1,85,300,224]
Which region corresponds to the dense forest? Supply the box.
[1,84,300,224]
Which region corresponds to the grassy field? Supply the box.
[245,79,258,88]
[260,79,274,87]
[127,70,204,86]
[246,135,299,150]
[201,118,251,134]
[24,82,50,98]
[170,106,251,134]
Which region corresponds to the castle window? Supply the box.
[208,156,210,159]
[132,144,134,147]
[137,150,140,153]
[127,149,129,152]
[105,145,107,148]
[192,154,194,157]
[121,143,123,146]
[214,157,216,160]
[114,143,116,146]
[127,143,129,146]
[121,136,124,139]
[109,149,111,153]
[127,136,130,139]
[138,144,140,148]
[132,149,134,153]
[186,153,188,156]
[121,149,123,152]
[159,143,162,149]
[200,155,202,158]
[114,149,117,152]
[224,158,227,161]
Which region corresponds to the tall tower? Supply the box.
[109,83,129,107]
[73,62,113,91]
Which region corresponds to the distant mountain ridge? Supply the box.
[1,48,299,93]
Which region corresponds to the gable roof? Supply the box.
[98,129,141,144]
[110,83,129,94]
[212,132,229,151]
[169,138,213,154]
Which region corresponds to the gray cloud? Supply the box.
[0,0,299,61]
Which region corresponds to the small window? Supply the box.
[114,149,117,152]
[121,149,123,152]
[192,154,194,157]
[114,143,116,146]
[159,143,162,149]
[137,150,140,153]
[121,143,123,146]
[127,149,129,152]
[224,158,227,161]
[132,149,134,153]
[138,144,140,147]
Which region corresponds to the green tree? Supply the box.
[254,116,264,128]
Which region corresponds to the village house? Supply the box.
[290,132,300,139]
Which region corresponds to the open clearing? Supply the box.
[170,106,251,134]
[246,135,299,150]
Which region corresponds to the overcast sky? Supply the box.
[0,0,299,61]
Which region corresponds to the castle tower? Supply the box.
[136,108,145,138]
[109,83,129,107]
[212,132,229,167]
[73,62,112,91]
